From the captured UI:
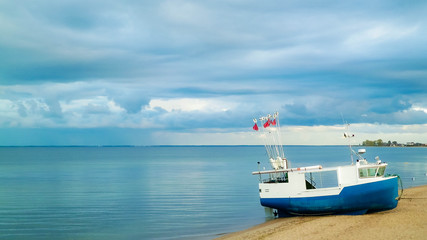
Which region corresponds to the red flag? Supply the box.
[271,119,276,125]
[263,121,270,128]
[253,123,259,131]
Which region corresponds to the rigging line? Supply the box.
[260,118,273,159]
[267,130,275,158]
[267,118,276,158]
[272,128,280,158]
[276,116,284,152]
[275,115,285,159]
[269,132,276,157]
[272,128,281,158]
[277,129,284,158]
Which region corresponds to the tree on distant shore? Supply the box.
[362,139,385,146]
[362,139,426,147]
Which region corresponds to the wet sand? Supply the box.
[217,185,427,240]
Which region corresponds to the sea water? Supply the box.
[0,146,425,239]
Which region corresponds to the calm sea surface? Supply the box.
[0,146,426,239]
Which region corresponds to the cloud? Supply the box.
[411,105,427,114]
[146,98,235,113]
[58,96,126,127]
[344,24,419,53]
[0,77,426,130]
[60,96,124,114]
[0,0,426,145]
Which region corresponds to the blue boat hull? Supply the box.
[260,177,398,216]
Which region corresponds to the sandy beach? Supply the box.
[217,185,427,240]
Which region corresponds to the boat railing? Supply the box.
[253,165,323,184]
[252,165,323,176]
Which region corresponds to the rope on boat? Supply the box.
[386,173,403,201]
[397,175,403,201]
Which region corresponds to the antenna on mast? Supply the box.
[341,113,355,165]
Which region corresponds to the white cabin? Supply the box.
[254,161,389,199]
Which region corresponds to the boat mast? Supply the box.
[343,121,356,165]
[341,114,356,165]
[253,112,288,170]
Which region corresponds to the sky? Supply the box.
[0,0,426,146]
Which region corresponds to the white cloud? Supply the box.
[19,98,51,113]
[60,96,125,114]
[343,23,419,55]
[58,96,127,128]
[410,106,427,114]
[145,98,235,113]
[237,46,324,69]
[0,98,56,127]
[0,99,19,127]
[0,99,17,113]
[160,0,211,26]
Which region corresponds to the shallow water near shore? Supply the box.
[0,146,425,239]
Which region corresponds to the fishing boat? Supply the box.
[251,112,402,217]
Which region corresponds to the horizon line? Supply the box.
[0,144,374,148]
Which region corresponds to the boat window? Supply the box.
[263,172,288,183]
[305,170,338,189]
[377,166,385,177]
[359,167,385,178]
[359,168,368,178]
[368,168,376,177]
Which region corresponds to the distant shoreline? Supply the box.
[360,145,426,148]
[361,139,426,147]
